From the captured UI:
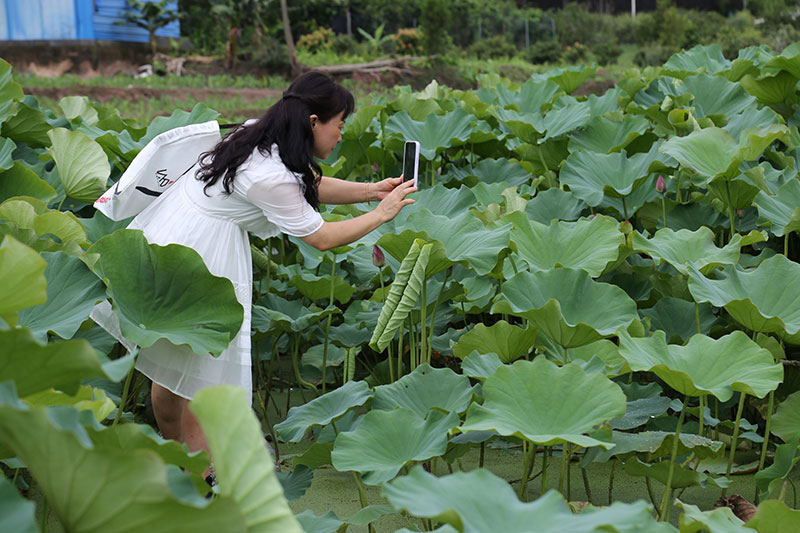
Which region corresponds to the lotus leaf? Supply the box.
[0,235,46,325]
[284,264,355,303]
[676,501,748,533]
[384,467,670,533]
[660,127,741,180]
[493,269,640,348]
[89,229,243,356]
[617,330,782,400]
[1,102,50,147]
[344,504,395,527]
[679,74,757,119]
[567,339,629,376]
[531,64,597,94]
[524,188,585,224]
[0,197,88,247]
[253,294,338,334]
[495,78,562,113]
[190,386,301,532]
[292,442,333,470]
[59,95,99,126]
[754,178,800,237]
[452,320,536,363]
[753,442,800,498]
[274,380,372,442]
[625,457,727,489]
[25,384,116,421]
[508,212,624,277]
[687,255,800,340]
[467,158,530,187]
[459,358,625,448]
[586,431,723,464]
[294,510,342,533]
[0,59,23,126]
[745,500,800,532]
[542,98,592,140]
[331,408,458,485]
[139,104,220,146]
[373,364,474,417]
[370,239,432,351]
[568,114,650,154]
[0,389,248,533]
[724,107,781,144]
[275,465,313,501]
[611,396,672,431]
[17,251,106,341]
[0,328,133,397]
[399,184,476,224]
[560,144,664,207]
[640,297,720,343]
[741,70,798,105]
[631,226,746,275]
[0,475,37,533]
[385,109,475,160]
[0,137,14,172]
[662,45,731,78]
[460,351,504,381]
[47,128,110,203]
[770,391,800,443]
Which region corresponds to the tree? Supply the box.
[280,0,302,76]
[118,0,180,56]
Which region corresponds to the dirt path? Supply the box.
[25,86,281,104]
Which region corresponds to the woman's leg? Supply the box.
[151,382,186,441]
[180,403,210,454]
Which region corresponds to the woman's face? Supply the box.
[311,110,345,159]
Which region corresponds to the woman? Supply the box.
[128,72,416,458]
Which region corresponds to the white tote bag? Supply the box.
[94,120,222,220]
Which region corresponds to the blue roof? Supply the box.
[0,0,180,42]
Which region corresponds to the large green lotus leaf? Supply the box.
[617,330,782,400]
[679,74,757,119]
[492,269,640,348]
[677,501,749,533]
[24,385,116,426]
[0,137,14,171]
[560,143,664,206]
[452,320,536,363]
[89,229,243,356]
[492,107,544,144]
[385,108,474,160]
[754,178,800,237]
[737,123,790,161]
[0,235,46,325]
[373,364,474,417]
[81,210,133,244]
[525,188,586,224]
[398,184,477,223]
[542,98,592,140]
[139,104,221,146]
[568,114,650,154]
[640,297,720,343]
[17,251,106,341]
[369,239,432,352]
[723,107,781,144]
[59,95,99,126]
[587,430,723,464]
[0,328,133,397]
[496,78,562,113]
[47,128,110,203]
[625,458,728,489]
[567,339,629,376]
[342,103,382,139]
[461,352,504,381]
[274,380,372,442]
[0,197,89,247]
[378,209,510,276]
[740,70,798,105]
[631,226,744,275]
[383,468,670,533]
[465,158,531,187]
[294,510,342,533]
[0,161,56,203]
[661,44,731,78]
[190,386,302,532]
[252,295,339,334]
[660,127,740,180]
[753,442,800,498]
[0,390,247,533]
[745,500,800,532]
[283,264,354,304]
[508,211,624,277]
[331,408,459,485]
[687,255,800,338]
[0,475,37,533]
[531,64,598,94]
[0,59,23,126]
[1,102,50,148]
[459,358,625,448]
[770,391,800,443]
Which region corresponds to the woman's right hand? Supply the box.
[375,178,416,222]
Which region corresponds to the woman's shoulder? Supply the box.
[238,145,298,186]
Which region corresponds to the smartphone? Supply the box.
[402,140,420,187]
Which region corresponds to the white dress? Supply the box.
[124,145,323,402]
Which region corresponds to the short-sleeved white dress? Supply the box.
[125,144,323,402]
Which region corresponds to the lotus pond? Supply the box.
[4,42,800,532]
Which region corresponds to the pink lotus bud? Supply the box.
[656,175,666,194]
[737,209,745,219]
[372,163,379,173]
[372,245,385,267]
[619,220,633,235]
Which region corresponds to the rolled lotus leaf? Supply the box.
[492,269,639,348]
[458,357,626,449]
[687,255,800,341]
[617,329,782,400]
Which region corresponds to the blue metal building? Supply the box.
[0,0,180,42]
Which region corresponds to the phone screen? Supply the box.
[402,142,418,183]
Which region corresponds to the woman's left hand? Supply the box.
[371,177,403,201]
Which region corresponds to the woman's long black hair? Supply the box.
[195,71,354,209]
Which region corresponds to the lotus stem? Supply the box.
[408,317,416,371]
[278,235,285,263]
[675,174,682,204]
[378,268,393,382]
[608,459,615,505]
[561,346,568,365]
[755,389,776,503]
[715,398,720,441]
[352,471,370,522]
[41,492,49,532]
[785,234,790,257]
[567,447,572,501]
[581,467,593,505]
[658,395,687,521]
[291,337,316,394]
[698,396,704,436]
[621,196,628,221]
[646,477,660,519]
[723,392,747,497]
[397,327,404,379]
[420,280,428,365]
[112,363,136,427]
[321,255,337,394]
[542,446,549,495]
[479,442,485,468]
[661,195,668,229]
[519,440,536,500]
[725,181,736,243]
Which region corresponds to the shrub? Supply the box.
[392,28,424,56]
[250,36,291,75]
[526,40,562,64]
[420,0,452,56]
[633,44,676,67]
[330,33,358,55]
[468,36,518,60]
[563,41,588,63]
[297,27,335,53]
[592,42,622,65]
